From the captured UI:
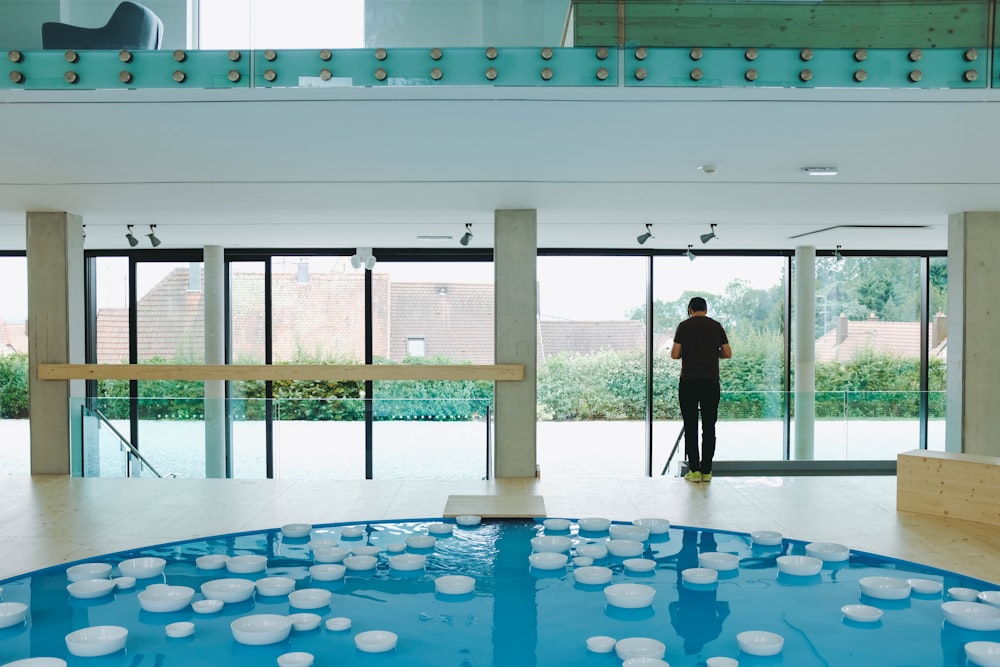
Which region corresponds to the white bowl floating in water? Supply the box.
[576,543,608,560]
[605,539,644,558]
[737,630,785,656]
[309,564,347,581]
[287,612,322,632]
[201,578,255,604]
[609,524,650,542]
[776,555,823,577]
[543,518,571,531]
[530,535,572,553]
[941,602,1000,631]
[288,588,332,610]
[405,535,437,550]
[165,621,194,638]
[841,604,883,623]
[979,591,1000,608]
[64,625,128,657]
[313,547,350,563]
[389,554,426,571]
[2,659,68,667]
[632,518,671,535]
[113,576,136,590]
[326,617,352,631]
[622,658,669,667]
[805,541,850,562]
[586,635,616,653]
[604,583,656,609]
[191,599,224,614]
[340,525,365,538]
[350,545,382,557]
[965,641,1000,667]
[454,515,482,527]
[528,552,569,570]
[308,539,340,553]
[681,568,719,585]
[67,579,117,599]
[698,552,740,571]
[908,578,944,595]
[950,587,982,602]
[280,523,312,539]
[623,558,657,573]
[343,555,378,571]
[615,637,667,660]
[750,530,783,546]
[435,575,476,595]
[117,557,166,579]
[226,555,268,574]
[573,556,594,567]
[195,554,229,570]
[0,602,29,629]
[706,658,739,667]
[137,585,195,613]
[385,542,406,553]
[859,576,911,600]
[230,614,292,646]
[574,565,614,586]
[428,522,454,536]
[577,517,612,532]
[255,576,296,597]
[277,652,315,667]
[66,563,112,582]
[354,630,398,653]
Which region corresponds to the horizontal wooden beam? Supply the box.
[37,364,524,382]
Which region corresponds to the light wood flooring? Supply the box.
[2,474,999,585]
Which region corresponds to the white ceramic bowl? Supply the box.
[226,555,268,574]
[113,576,136,590]
[950,587,982,601]
[965,641,1000,667]
[389,554,426,571]
[277,652,314,667]
[0,602,28,629]
[455,515,482,526]
[428,522,454,536]
[118,557,166,579]
[706,657,739,667]
[385,542,406,553]
[623,558,657,573]
[529,552,569,570]
[310,564,347,581]
[586,635,616,653]
[543,518,571,531]
[577,517,612,532]
[942,601,1000,631]
[574,565,614,585]
[576,543,608,560]
[255,576,296,597]
[344,555,377,571]
[632,518,671,535]
[908,578,944,595]
[195,555,229,570]
[351,545,381,557]
[750,530,783,546]
[980,591,1000,608]
[435,575,475,595]
[326,617,352,631]
[405,535,437,550]
[191,599,224,614]
[354,630,398,653]
[67,579,116,599]
[606,539,644,558]
[805,542,850,562]
[615,637,666,660]
[165,621,194,638]
[699,552,740,571]
[64,626,128,657]
[622,658,669,667]
[313,547,350,563]
[281,523,312,539]
[201,578,255,603]
[66,563,112,582]
[288,588,332,609]
[308,538,340,551]
[230,614,292,645]
[604,583,656,609]
[287,612,322,631]
[573,556,594,567]
[737,630,784,656]
[138,585,194,613]
[1,659,67,667]
[682,567,719,585]
[859,576,911,600]
[842,604,883,623]
[530,535,572,553]
[609,524,650,542]
[776,555,822,576]
[340,525,365,538]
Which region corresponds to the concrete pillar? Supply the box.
[494,209,537,478]
[794,246,816,460]
[203,246,226,477]
[26,211,85,475]
[946,213,1000,455]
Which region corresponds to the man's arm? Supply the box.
[720,343,733,359]
[670,342,682,360]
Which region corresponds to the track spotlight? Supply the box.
[636,224,653,245]
[459,223,473,246]
[125,225,139,247]
[351,247,376,271]
[146,225,161,247]
[699,223,718,244]
[685,244,696,261]
[834,245,843,262]
[350,254,362,269]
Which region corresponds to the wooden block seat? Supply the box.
[897,449,1000,526]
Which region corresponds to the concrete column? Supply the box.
[494,209,537,478]
[793,246,815,460]
[26,211,85,475]
[203,246,226,477]
[946,213,1000,455]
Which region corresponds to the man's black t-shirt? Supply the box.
[673,316,729,380]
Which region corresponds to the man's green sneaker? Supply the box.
[684,471,701,482]
[701,473,712,482]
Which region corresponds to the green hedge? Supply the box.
[0,353,29,418]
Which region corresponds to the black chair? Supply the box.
[42,1,163,50]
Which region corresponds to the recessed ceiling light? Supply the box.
[802,166,838,176]
[416,235,453,240]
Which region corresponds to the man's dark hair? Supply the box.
[688,296,708,312]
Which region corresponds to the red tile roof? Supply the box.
[0,320,27,355]
[814,314,946,363]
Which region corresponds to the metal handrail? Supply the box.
[90,407,165,478]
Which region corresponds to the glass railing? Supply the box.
[2,0,995,91]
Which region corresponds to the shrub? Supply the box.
[0,353,29,418]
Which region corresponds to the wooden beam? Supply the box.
[37,364,524,382]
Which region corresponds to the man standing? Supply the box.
[670,297,732,482]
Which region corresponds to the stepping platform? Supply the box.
[443,494,546,519]
[897,449,1000,526]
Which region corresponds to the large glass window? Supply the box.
[0,255,28,475]
[927,256,948,450]
[229,260,266,478]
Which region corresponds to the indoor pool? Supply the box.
[1,518,998,667]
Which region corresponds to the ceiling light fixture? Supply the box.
[697,164,717,175]
[350,247,376,271]
[802,166,838,176]
[685,244,696,261]
[459,223,473,246]
[636,224,653,245]
[146,225,161,247]
[834,245,844,262]
[125,225,139,247]
[700,223,718,244]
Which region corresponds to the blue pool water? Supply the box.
[0,519,997,666]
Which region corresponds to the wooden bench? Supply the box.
[897,449,1000,526]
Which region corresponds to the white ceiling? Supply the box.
[2,85,998,252]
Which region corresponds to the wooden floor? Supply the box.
[2,474,1000,585]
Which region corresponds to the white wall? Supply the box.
[0,0,60,50]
